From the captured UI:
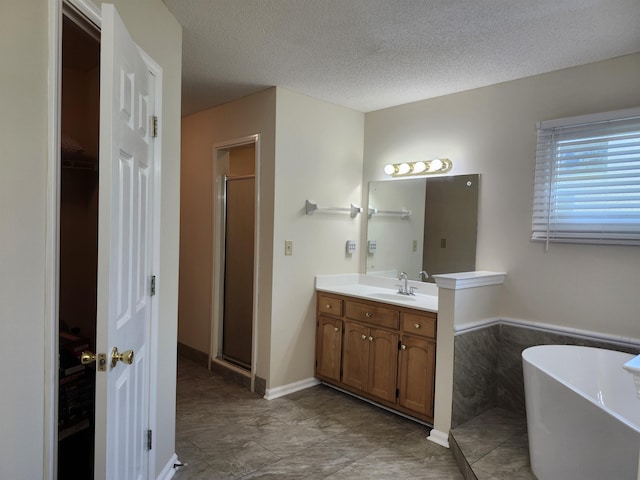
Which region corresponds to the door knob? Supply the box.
[111,347,135,368]
[80,351,107,371]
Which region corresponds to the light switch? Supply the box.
[412,239,417,252]
[368,240,377,253]
[285,240,293,256]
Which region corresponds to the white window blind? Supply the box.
[532,107,640,247]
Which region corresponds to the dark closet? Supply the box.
[57,14,100,479]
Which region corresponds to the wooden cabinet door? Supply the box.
[315,316,343,381]
[368,328,399,403]
[342,321,370,392]
[398,335,436,417]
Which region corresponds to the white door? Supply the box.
[95,4,154,479]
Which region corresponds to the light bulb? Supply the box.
[383,164,396,175]
[398,163,411,175]
[413,161,427,174]
[428,159,443,172]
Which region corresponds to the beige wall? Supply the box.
[0,0,181,477]
[270,89,365,388]
[178,88,277,381]
[178,88,364,389]
[364,53,640,338]
[0,3,49,478]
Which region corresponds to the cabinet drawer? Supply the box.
[402,313,436,339]
[345,301,399,330]
[318,295,343,316]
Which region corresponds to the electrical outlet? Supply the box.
[285,240,293,256]
[346,240,356,254]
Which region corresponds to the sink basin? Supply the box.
[369,292,416,302]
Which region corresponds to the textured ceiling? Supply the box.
[163,0,640,117]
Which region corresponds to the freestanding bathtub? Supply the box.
[523,344,640,480]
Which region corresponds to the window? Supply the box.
[532,107,640,247]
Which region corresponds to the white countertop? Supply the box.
[315,273,438,313]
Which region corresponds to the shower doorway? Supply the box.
[212,136,259,382]
[222,174,255,369]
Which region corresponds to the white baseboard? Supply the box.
[427,429,450,448]
[263,377,320,400]
[156,453,179,480]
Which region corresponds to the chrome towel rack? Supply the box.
[305,200,362,218]
[367,207,412,219]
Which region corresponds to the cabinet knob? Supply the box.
[361,334,367,340]
[334,327,339,332]
[365,312,373,318]
[414,323,421,329]
[368,336,373,342]
[326,304,331,309]
[401,344,407,350]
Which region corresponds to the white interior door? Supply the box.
[95,4,154,479]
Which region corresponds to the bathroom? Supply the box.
[177,53,640,474]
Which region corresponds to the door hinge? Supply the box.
[396,388,400,398]
[151,115,159,138]
[398,341,402,350]
[150,275,156,296]
[147,429,153,450]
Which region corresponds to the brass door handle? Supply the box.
[81,351,96,365]
[111,347,135,368]
[81,351,107,371]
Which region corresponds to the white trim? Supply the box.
[66,0,101,25]
[155,453,178,480]
[427,429,450,448]
[538,105,640,129]
[45,1,62,479]
[453,317,502,334]
[432,271,506,290]
[455,317,640,349]
[263,377,320,400]
[142,47,164,480]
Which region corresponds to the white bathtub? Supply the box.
[523,345,640,480]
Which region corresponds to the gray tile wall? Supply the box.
[452,324,500,427]
[452,323,640,427]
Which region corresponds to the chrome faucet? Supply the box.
[397,272,413,295]
[418,270,429,282]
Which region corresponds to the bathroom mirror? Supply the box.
[366,174,479,281]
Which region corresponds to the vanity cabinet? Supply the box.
[315,316,342,382]
[315,292,437,423]
[342,321,398,402]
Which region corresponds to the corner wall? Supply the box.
[364,54,640,340]
[270,89,365,389]
[178,88,277,382]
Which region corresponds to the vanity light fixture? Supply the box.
[383,158,452,177]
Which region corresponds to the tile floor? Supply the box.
[173,356,464,479]
[450,408,535,480]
